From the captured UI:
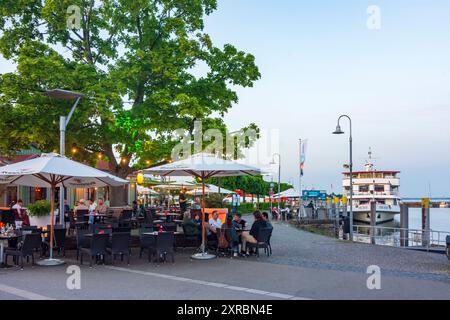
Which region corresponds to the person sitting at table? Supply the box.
[206,211,222,248]
[262,212,273,230]
[88,199,97,213]
[96,198,108,215]
[221,215,239,256]
[74,199,89,214]
[191,197,201,210]
[232,213,246,230]
[241,211,267,256]
[182,214,201,240]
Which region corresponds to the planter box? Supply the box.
[29,215,53,228]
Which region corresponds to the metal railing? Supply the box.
[352,225,450,250]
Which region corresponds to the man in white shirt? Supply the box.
[206,211,222,247]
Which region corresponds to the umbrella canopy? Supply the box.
[273,188,300,198]
[153,183,198,191]
[137,185,159,195]
[144,153,261,179]
[0,153,128,264]
[0,153,127,188]
[144,153,261,259]
[187,184,235,196]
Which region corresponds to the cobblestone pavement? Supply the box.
[258,216,450,282]
[0,216,449,300]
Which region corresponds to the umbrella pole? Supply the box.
[201,180,206,254]
[37,181,65,266]
[49,186,55,260]
[191,174,216,260]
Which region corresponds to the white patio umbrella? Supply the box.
[144,153,261,260]
[0,153,128,266]
[187,184,235,196]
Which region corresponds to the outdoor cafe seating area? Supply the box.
[0,204,274,269]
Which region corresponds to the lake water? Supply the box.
[353,208,450,247]
[394,208,450,232]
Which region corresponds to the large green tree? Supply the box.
[0,1,260,183]
[207,176,293,202]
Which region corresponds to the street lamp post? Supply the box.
[271,153,281,219]
[44,89,83,226]
[332,115,353,241]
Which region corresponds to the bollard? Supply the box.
[421,198,430,248]
[370,201,376,244]
[400,204,409,247]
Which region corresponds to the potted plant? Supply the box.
[28,200,52,227]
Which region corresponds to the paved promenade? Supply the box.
[0,217,449,300]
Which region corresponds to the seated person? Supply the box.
[96,198,109,215]
[232,213,246,230]
[207,211,222,248]
[262,212,273,230]
[74,199,89,213]
[221,215,239,256]
[182,214,202,240]
[241,211,267,255]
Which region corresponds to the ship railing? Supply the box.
[352,225,450,251]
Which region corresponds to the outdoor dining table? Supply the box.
[84,214,107,223]
[156,213,180,223]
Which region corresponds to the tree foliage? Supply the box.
[0,0,260,177]
[207,176,293,200]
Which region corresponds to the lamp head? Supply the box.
[333,124,344,135]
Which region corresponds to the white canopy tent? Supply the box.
[136,185,159,195]
[0,153,128,266]
[273,188,300,198]
[187,184,235,196]
[144,153,261,260]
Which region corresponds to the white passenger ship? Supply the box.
[342,150,400,224]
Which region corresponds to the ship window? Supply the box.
[374,185,384,192]
[359,185,369,192]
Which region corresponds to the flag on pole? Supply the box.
[300,140,307,177]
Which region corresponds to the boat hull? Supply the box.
[350,204,400,224]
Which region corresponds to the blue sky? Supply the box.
[202,0,450,197]
[1,1,449,196]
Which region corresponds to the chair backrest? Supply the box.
[121,209,133,220]
[111,232,130,253]
[53,228,66,247]
[163,223,177,232]
[139,227,154,236]
[256,228,272,243]
[92,224,112,234]
[144,209,154,224]
[76,209,89,222]
[76,228,90,246]
[156,232,174,251]
[1,209,15,224]
[90,233,109,255]
[21,233,42,255]
[113,227,131,233]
